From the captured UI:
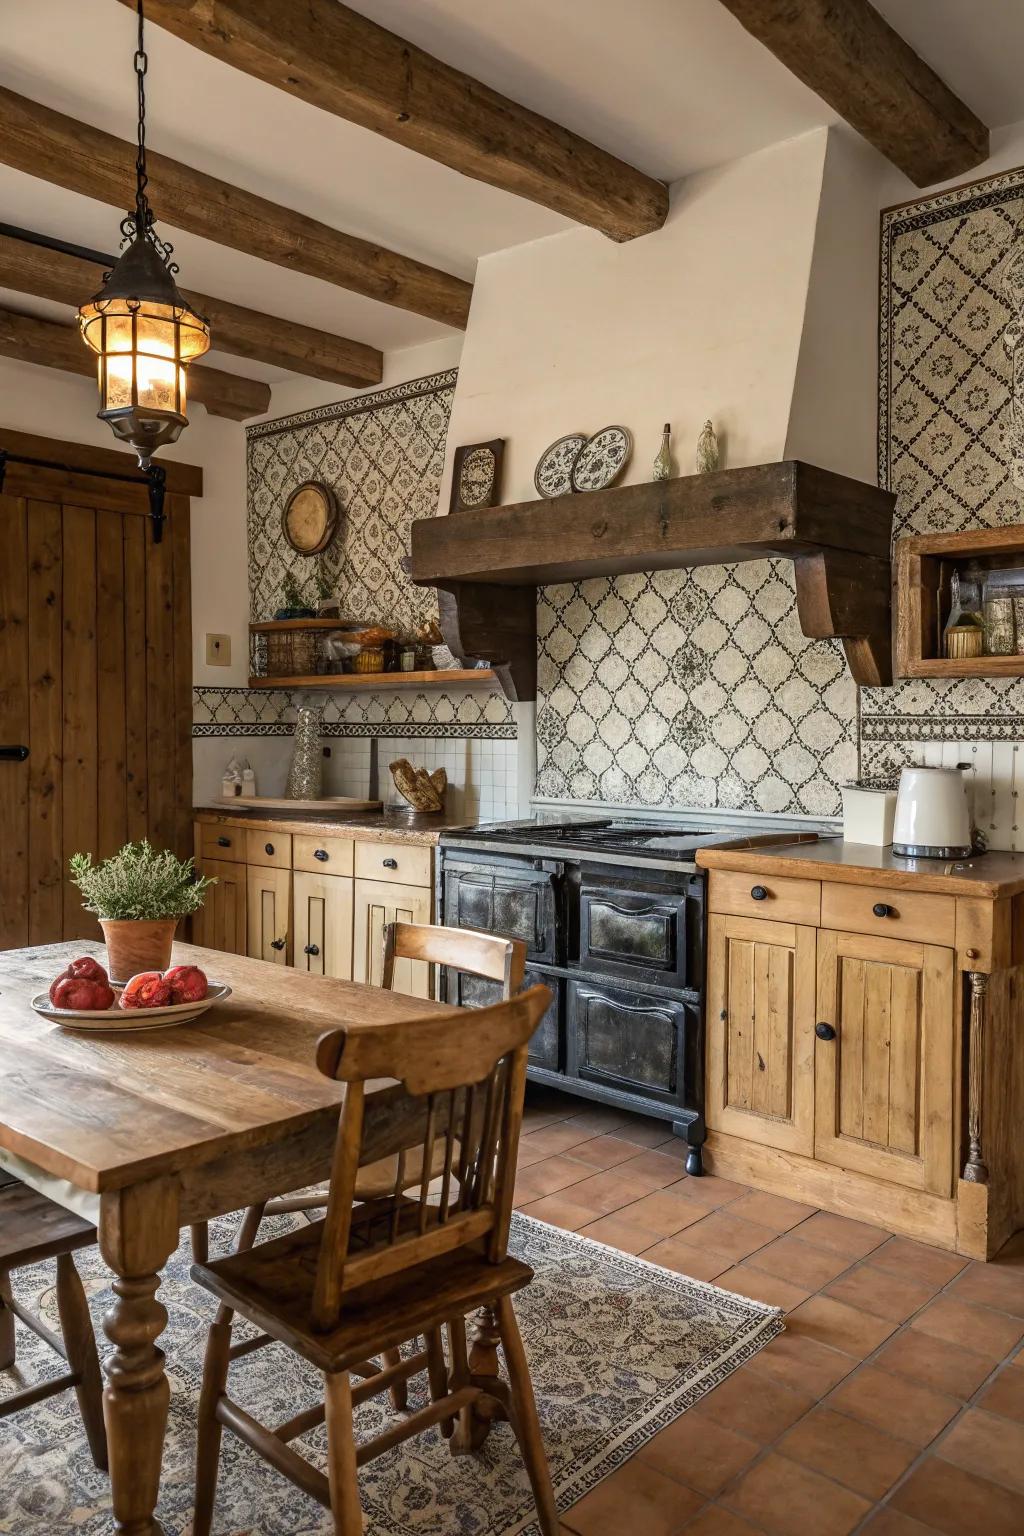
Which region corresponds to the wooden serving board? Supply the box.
[230,796,383,812]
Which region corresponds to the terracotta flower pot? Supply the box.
[100,918,178,985]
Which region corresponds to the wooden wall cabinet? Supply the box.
[245,866,292,967]
[192,858,247,956]
[293,870,354,980]
[353,878,432,997]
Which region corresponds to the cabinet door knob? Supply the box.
[270,938,285,951]
[304,943,320,956]
[217,836,230,848]
[314,848,329,862]
[750,885,769,901]
[815,1022,836,1041]
[872,902,893,918]
[265,842,275,856]
[383,857,398,869]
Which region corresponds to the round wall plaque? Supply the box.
[281,481,339,555]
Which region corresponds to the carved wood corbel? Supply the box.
[436,583,537,702]
[793,549,893,686]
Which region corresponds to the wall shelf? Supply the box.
[249,618,362,633]
[410,460,896,700]
[248,668,497,691]
[896,525,1024,678]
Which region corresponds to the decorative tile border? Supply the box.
[191,686,516,741]
[246,369,460,441]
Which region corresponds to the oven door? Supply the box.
[567,977,699,1111]
[448,967,563,1072]
[441,853,564,965]
[573,867,701,991]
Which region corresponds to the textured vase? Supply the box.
[100,918,177,985]
[286,700,325,800]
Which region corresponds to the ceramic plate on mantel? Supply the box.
[534,433,587,499]
[571,425,633,492]
[31,983,232,1032]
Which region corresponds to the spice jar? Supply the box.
[352,647,385,673]
[983,579,1016,655]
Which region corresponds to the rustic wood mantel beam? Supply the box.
[123,0,669,242]
[0,306,270,422]
[0,231,382,390]
[716,0,988,187]
[0,86,472,330]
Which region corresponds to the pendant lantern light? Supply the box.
[78,0,210,466]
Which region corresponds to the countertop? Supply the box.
[194,805,477,846]
[696,835,1024,899]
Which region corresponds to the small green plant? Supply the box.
[280,569,306,610]
[69,841,215,921]
[314,559,334,602]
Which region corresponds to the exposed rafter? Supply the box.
[122,0,669,242]
[717,0,988,187]
[0,306,270,421]
[0,86,473,330]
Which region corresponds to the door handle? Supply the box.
[872,902,894,918]
[815,1022,836,1041]
[265,842,275,856]
[304,943,320,956]
[217,836,231,848]
[314,848,329,862]
[0,746,28,761]
[382,857,398,869]
[750,885,769,901]
[269,937,286,951]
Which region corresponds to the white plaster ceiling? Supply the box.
[0,0,1021,391]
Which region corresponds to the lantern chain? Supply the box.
[120,0,179,274]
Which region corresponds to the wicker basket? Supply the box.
[265,629,319,676]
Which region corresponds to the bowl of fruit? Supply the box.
[32,957,231,1032]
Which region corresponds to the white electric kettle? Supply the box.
[892,764,972,859]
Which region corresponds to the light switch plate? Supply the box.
[206,633,231,667]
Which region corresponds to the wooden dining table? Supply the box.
[0,939,447,1536]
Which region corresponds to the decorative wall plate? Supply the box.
[282,481,340,555]
[449,439,504,513]
[571,426,633,492]
[534,433,587,499]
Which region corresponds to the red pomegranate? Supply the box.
[163,965,208,1003]
[120,972,173,1010]
[51,976,116,1011]
[49,955,109,1003]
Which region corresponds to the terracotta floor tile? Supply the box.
[565,1454,703,1534]
[777,1403,918,1499]
[828,1364,960,1448]
[745,1329,858,1398]
[723,1451,870,1536]
[911,1295,1024,1365]
[614,1188,708,1238]
[937,1405,1024,1495]
[869,1237,969,1288]
[978,1360,1024,1424]
[557,1168,663,1216]
[519,1122,596,1158]
[643,1235,735,1282]
[948,1260,1024,1319]
[745,1233,852,1290]
[612,1117,680,1149]
[671,1173,750,1209]
[562,1105,631,1135]
[825,1260,938,1322]
[617,1148,697,1187]
[862,1511,946,1536]
[715,1264,811,1312]
[694,1363,815,1441]
[637,1414,759,1496]
[994,1230,1024,1267]
[795,1209,890,1258]
[892,1456,1024,1536]
[580,1213,666,1254]
[513,1154,592,1200]
[873,1328,994,1400]
[680,1210,777,1263]
[787,1294,897,1358]
[725,1191,817,1233]
[518,1193,601,1231]
[564,1134,647,1171]
[680,1507,766,1536]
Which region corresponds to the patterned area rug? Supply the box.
[0,1211,782,1535]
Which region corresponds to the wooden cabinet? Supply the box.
[293,870,353,980]
[246,866,292,966]
[706,914,816,1156]
[815,930,954,1196]
[192,858,247,956]
[353,878,432,997]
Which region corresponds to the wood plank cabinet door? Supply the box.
[705,913,816,1156]
[814,929,954,1196]
[293,871,354,980]
[246,865,292,966]
[192,858,247,955]
[353,878,432,997]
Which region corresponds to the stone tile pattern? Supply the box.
[191,684,515,739]
[516,1083,1024,1536]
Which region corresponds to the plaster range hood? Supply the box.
[409,460,895,701]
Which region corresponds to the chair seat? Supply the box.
[0,1179,95,1267]
[191,1219,532,1373]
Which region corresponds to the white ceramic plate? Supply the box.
[31,982,232,1032]
[534,433,587,499]
[571,425,633,492]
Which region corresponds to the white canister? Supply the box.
[841,784,898,846]
[892,765,972,858]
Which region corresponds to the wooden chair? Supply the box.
[0,1174,107,1470]
[189,984,559,1536]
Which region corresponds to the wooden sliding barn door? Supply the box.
[0,431,197,947]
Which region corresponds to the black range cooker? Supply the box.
[438,817,757,1174]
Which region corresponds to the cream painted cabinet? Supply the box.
[705,913,816,1156]
[814,929,955,1197]
[293,870,354,980]
[192,858,247,956]
[246,865,292,966]
[353,878,432,997]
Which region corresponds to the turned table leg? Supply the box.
[963,971,989,1185]
[98,1179,179,1536]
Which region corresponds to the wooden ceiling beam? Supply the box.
[0,305,270,421]
[0,86,472,329]
[717,0,988,187]
[123,0,669,242]
[0,231,382,389]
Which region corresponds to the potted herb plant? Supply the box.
[69,841,215,984]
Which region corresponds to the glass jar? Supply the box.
[983,579,1016,655]
[352,646,385,673]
